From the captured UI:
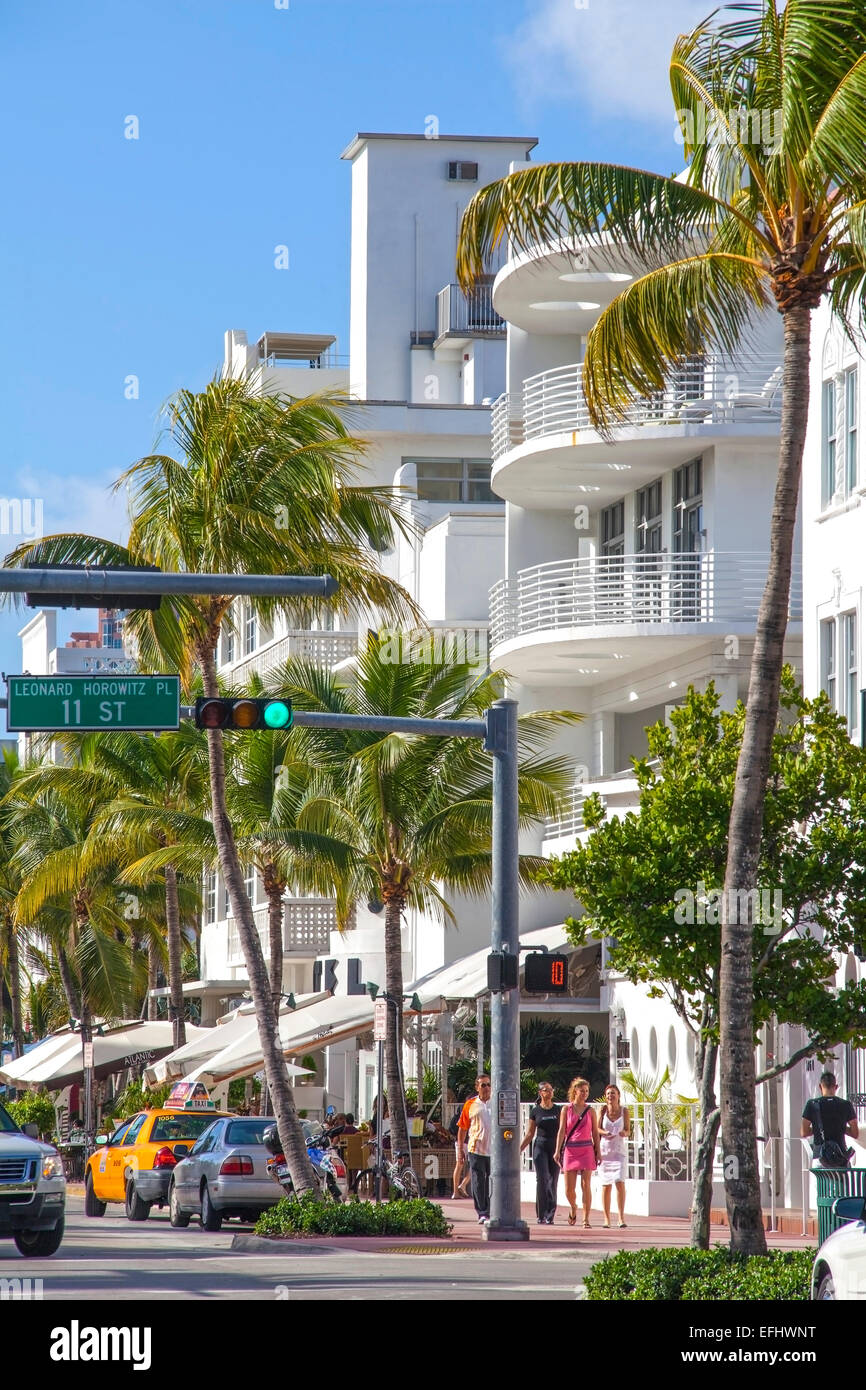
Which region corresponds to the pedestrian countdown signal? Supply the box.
[523,952,569,994]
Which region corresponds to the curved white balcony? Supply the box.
[490,551,802,684]
[491,356,783,505]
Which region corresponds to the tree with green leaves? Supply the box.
[457,0,866,1253]
[0,748,27,1058]
[271,642,579,1157]
[4,374,415,1196]
[542,674,866,1248]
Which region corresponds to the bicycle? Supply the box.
[367,1140,422,1200]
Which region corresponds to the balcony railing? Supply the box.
[436,283,505,342]
[544,786,589,839]
[490,552,802,647]
[491,355,783,461]
[225,629,357,683]
[227,899,336,965]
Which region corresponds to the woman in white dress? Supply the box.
[598,1083,630,1228]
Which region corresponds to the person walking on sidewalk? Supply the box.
[451,1087,476,1198]
[554,1077,599,1228]
[597,1083,630,1228]
[459,1075,492,1223]
[520,1082,561,1224]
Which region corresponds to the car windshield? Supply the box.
[150,1113,222,1143]
[0,1102,21,1134]
[224,1119,273,1146]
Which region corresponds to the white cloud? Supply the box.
[0,466,129,555]
[502,0,712,127]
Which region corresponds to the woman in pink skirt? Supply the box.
[554,1077,600,1227]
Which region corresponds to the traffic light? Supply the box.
[194,697,293,730]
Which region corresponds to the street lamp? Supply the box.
[68,1017,106,1155]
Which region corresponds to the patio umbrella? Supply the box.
[0,1021,212,1091]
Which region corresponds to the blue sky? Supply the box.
[0,0,710,719]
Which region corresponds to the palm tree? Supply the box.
[54,726,213,1049]
[0,749,27,1058]
[4,374,416,1194]
[456,0,866,1252]
[272,642,579,1157]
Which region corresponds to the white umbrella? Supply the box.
[0,1022,212,1091]
[145,992,329,1085]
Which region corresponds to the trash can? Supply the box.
[814,1167,866,1245]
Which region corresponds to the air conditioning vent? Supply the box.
[448,161,478,182]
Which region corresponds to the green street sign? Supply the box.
[6,674,181,732]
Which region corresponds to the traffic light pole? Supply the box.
[0,569,338,601]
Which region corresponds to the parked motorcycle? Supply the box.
[263,1121,347,1202]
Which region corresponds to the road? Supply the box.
[2,1194,596,1301]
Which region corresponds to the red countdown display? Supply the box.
[524,953,569,994]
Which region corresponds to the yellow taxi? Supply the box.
[84,1092,230,1222]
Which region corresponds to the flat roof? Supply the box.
[341,132,538,160]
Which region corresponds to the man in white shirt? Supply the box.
[462,1076,492,1223]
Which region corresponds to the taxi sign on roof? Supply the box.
[165,1080,216,1111]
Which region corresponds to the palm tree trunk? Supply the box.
[147,939,159,1021]
[690,1034,720,1249]
[198,642,315,1193]
[383,893,409,1157]
[264,866,284,1012]
[720,304,811,1255]
[57,945,80,1022]
[3,913,25,1057]
[164,863,186,1050]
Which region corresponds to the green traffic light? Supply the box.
[263,700,292,729]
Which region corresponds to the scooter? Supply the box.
[263,1121,348,1202]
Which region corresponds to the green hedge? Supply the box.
[254,1194,452,1239]
[583,1246,815,1301]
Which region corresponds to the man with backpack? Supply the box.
[801,1072,859,1168]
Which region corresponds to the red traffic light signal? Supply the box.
[194,697,293,731]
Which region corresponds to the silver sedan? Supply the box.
[168,1116,280,1232]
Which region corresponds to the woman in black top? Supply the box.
[520,1083,562,1224]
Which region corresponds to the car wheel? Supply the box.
[200,1182,222,1232]
[84,1172,106,1218]
[169,1180,190,1229]
[13,1219,64,1257]
[125,1177,151,1222]
[817,1271,836,1301]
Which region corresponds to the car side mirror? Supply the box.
[95,1134,109,1146]
[832,1195,866,1223]
[22,1124,39,1138]
[172,1143,190,1158]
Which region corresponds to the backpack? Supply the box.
[448,1112,461,1138]
[810,1100,852,1169]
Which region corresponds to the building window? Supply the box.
[821,618,836,710]
[822,378,837,506]
[224,627,235,664]
[673,457,703,552]
[600,500,625,556]
[636,479,663,553]
[447,161,478,181]
[846,367,858,494]
[243,604,257,655]
[410,458,497,504]
[204,872,217,924]
[244,865,256,905]
[844,611,858,736]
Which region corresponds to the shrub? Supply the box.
[6,1092,56,1139]
[583,1246,814,1301]
[254,1193,452,1239]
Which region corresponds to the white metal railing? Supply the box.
[225,629,357,683]
[518,1101,699,1184]
[227,898,335,963]
[436,283,505,340]
[490,552,803,647]
[492,355,783,461]
[544,786,588,839]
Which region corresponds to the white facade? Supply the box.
[801,299,866,1174]
[201,134,542,1114]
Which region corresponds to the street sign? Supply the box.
[6,674,181,732]
[82,1042,94,1069]
[373,1000,388,1042]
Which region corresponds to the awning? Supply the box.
[187,995,380,1087]
[409,924,578,1006]
[144,992,330,1086]
[0,1022,213,1092]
